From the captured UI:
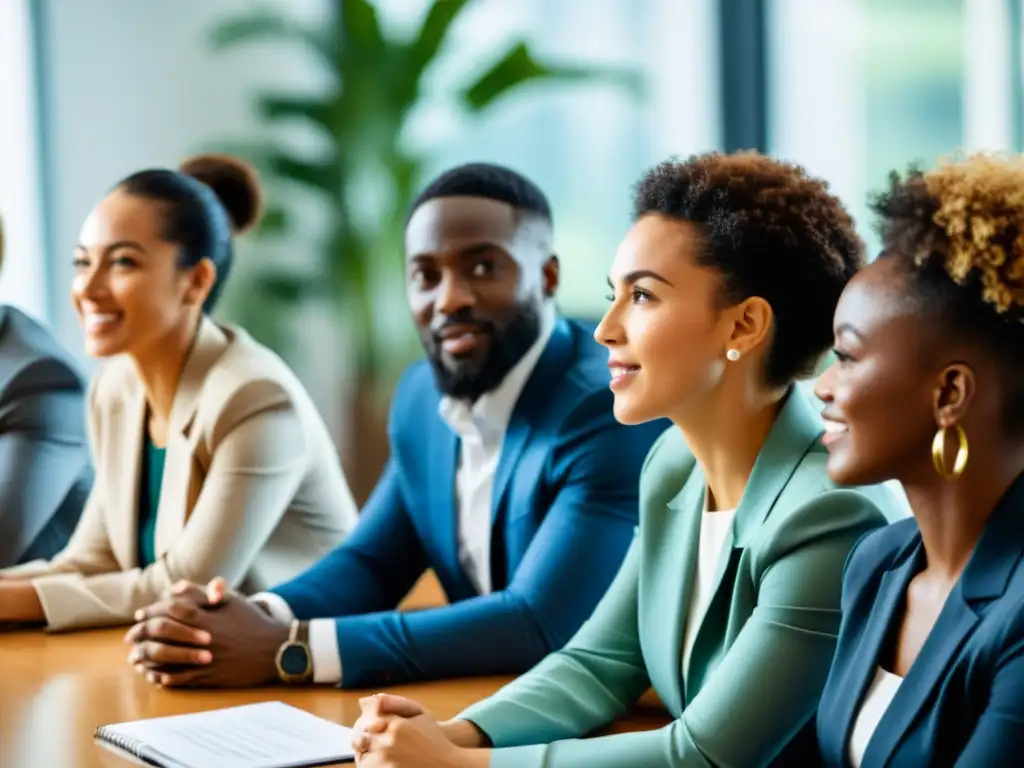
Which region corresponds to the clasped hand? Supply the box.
[124,578,288,687]
[351,694,484,768]
[128,583,490,765]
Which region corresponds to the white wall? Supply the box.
[0,0,48,321]
[36,0,328,369]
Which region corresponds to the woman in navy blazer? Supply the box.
[813,154,1024,767]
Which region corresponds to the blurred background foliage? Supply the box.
[12,0,1015,508]
[210,0,642,383]
[206,0,642,499]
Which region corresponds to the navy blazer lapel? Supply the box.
[958,472,1024,603]
[864,473,1024,765]
[828,544,921,766]
[863,584,979,767]
[491,319,574,522]
[430,420,470,594]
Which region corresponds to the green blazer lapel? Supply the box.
[733,388,824,548]
[685,546,743,701]
[683,389,824,700]
[645,463,705,716]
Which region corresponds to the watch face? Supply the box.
[280,644,310,676]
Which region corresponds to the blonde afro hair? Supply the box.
[874,153,1024,319]
[873,153,1024,433]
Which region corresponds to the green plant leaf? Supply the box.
[211,4,646,386]
[406,0,475,83]
[257,271,324,304]
[462,42,645,112]
[210,9,327,58]
[255,205,289,236]
[337,0,386,57]
[257,95,334,131]
[269,152,341,200]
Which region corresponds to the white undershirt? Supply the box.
[252,304,557,683]
[848,666,904,768]
[438,304,556,596]
[682,508,736,676]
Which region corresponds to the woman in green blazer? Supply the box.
[351,153,905,768]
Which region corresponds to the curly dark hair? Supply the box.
[633,151,864,388]
[871,154,1024,433]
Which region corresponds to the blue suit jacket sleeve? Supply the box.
[268,458,429,618]
[326,393,656,688]
[0,357,90,566]
[954,622,1024,765]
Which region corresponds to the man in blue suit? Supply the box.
[127,163,664,689]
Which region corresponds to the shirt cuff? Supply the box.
[308,618,342,684]
[250,592,295,624]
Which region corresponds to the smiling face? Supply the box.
[814,256,989,486]
[595,214,745,425]
[71,188,214,359]
[405,196,558,401]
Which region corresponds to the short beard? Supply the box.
[427,300,543,402]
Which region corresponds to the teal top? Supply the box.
[137,437,166,568]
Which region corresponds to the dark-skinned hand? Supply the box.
[124,579,289,688]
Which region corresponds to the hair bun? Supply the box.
[179,153,263,235]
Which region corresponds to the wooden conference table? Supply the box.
[0,574,671,767]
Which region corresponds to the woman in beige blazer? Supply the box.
[0,155,357,631]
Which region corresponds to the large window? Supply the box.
[0,0,48,321]
[769,0,1024,259]
[25,0,1023,361]
[769,0,966,256]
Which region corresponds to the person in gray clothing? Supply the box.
[0,216,91,567]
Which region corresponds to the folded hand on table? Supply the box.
[124,578,288,687]
[352,694,490,768]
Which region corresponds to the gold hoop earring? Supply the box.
[931,425,968,480]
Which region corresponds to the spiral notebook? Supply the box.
[94,701,355,768]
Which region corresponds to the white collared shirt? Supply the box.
[848,666,903,767]
[253,302,557,683]
[682,506,736,677]
[437,303,556,595]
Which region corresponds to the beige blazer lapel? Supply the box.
[153,318,230,557]
[107,382,147,569]
[152,426,205,558]
[167,318,230,438]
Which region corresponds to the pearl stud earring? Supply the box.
[726,348,741,362]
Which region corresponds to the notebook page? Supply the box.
[102,701,354,768]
